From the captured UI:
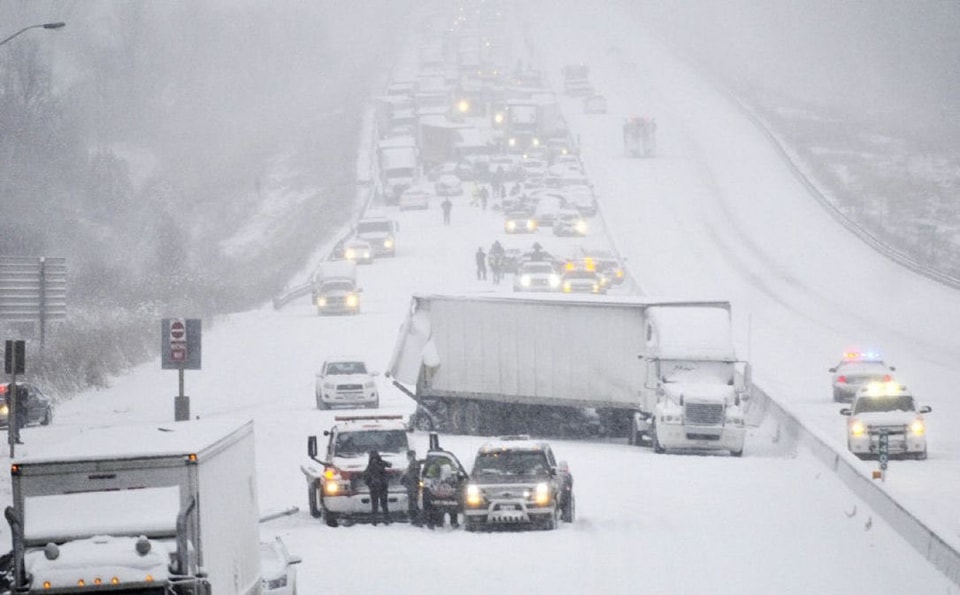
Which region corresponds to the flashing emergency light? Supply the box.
[843,351,882,361]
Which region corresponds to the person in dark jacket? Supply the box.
[441,197,452,224]
[475,247,487,280]
[362,450,392,525]
[400,450,422,526]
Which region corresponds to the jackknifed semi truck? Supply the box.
[388,294,750,455]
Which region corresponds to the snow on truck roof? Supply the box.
[409,292,731,311]
[13,417,253,465]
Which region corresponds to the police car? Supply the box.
[839,383,931,460]
[828,352,896,402]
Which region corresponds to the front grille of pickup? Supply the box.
[685,402,724,425]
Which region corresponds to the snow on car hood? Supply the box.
[857,411,920,426]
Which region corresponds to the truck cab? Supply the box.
[311,261,361,315]
[354,216,398,258]
[302,415,411,527]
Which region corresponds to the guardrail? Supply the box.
[750,382,960,585]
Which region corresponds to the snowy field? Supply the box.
[2,2,958,593]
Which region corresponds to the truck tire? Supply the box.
[41,409,52,426]
[730,447,744,458]
[464,518,479,532]
[464,401,484,435]
[316,394,329,410]
[652,421,666,454]
[307,485,321,518]
[542,506,558,531]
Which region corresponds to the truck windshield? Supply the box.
[853,395,916,414]
[660,360,733,384]
[335,430,408,457]
[321,280,354,293]
[357,220,393,234]
[472,450,549,477]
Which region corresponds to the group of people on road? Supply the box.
[364,449,462,529]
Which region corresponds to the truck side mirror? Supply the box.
[839,408,852,416]
[828,367,837,373]
[920,405,932,414]
[308,436,318,458]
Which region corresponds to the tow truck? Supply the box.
[840,383,931,460]
[301,415,411,527]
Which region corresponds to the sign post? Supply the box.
[877,430,889,481]
[4,340,25,457]
[161,319,201,421]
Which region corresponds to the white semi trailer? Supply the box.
[388,294,750,455]
[4,418,261,594]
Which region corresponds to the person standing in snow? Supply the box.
[363,450,392,525]
[441,197,452,224]
[475,247,487,280]
[400,450,422,527]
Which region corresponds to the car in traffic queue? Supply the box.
[315,358,379,410]
[399,186,431,211]
[829,352,895,403]
[0,382,54,428]
[553,208,588,237]
[463,435,574,532]
[434,174,463,197]
[561,268,605,294]
[259,537,301,595]
[504,210,538,234]
[840,383,931,460]
[574,246,627,286]
[355,216,398,258]
[302,415,411,527]
[582,94,608,114]
[342,238,373,265]
[513,260,561,293]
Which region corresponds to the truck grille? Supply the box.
[685,402,724,426]
[337,384,363,390]
[869,425,906,436]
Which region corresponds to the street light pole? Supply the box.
[0,22,65,47]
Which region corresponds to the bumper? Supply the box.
[319,390,378,408]
[848,433,926,457]
[657,423,745,453]
[322,490,408,516]
[463,500,555,526]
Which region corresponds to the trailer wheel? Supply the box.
[464,401,484,435]
[307,484,322,518]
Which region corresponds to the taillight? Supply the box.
[882,374,892,382]
[837,376,847,383]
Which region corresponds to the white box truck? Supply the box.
[387,294,750,455]
[4,418,261,594]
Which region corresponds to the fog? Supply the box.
[635,0,960,134]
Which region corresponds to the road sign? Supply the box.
[161,318,202,370]
[878,431,889,470]
[4,340,25,375]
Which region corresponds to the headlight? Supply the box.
[532,482,551,506]
[0,404,7,416]
[364,381,376,389]
[592,283,600,293]
[526,219,537,231]
[520,275,532,287]
[508,137,517,147]
[323,382,335,390]
[531,137,540,147]
[384,238,394,249]
[662,414,683,424]
[465,484,484,507]
[346,294,359,308]
[317,297,327,307]
[575,221,588,234]
[910,418,925,436]
[548,274,561,288]
[563,282,572,292]
[345,249,356,259]
[849,420,866,437]
[506,220,517,232]
[726,415,744,427]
